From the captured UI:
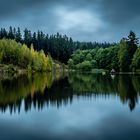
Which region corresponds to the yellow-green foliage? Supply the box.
[0,39,53,72]
[46,54,53,71]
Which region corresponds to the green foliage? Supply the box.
[127,31,138,58]
[118,40,130,72]
[68,46,119,71]
[46,54,53,71]
[91,60,98,69]
[118,31,138,71]
[76,61,92,71]
[68,59,74,69]
[86,53,92,61]
[68,31,139,72]
[131,47,140,70]
[0,27,139,72]
[117,32,137,71]
[0,39,53,72]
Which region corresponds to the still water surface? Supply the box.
[0,73,140,140]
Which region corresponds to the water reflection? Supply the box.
[0,72,140,113]
[69,73,139,111]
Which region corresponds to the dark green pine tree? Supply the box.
[0,28,3,39]
[13,27,16,39]
[3,28,8,38]
[127,31,138,54]
[37,31,41,51]
[44,34,49,53]
[127,31,139,68]
[32,32,37,49]
[8,26,15,39]
[16,27,22,43]
[24,28,28,44]
[40,31,45,50]
[24,28,32,47]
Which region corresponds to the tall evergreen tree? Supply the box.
[127,31,138,61]
[24,28,32,47]
[32,32,37,49]
[8,26,15,39]
[118,39,130,72]
[16,27,22,43]
[0,28,8,39]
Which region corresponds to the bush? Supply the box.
[76,61,92,71]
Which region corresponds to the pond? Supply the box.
[0,72,140,140]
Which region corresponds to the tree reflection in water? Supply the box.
[0,72,140,113]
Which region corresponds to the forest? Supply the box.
[0,27,115,63]
[0,27,139,72]
[68,31,140,72]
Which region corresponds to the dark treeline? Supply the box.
[0,26,115,63]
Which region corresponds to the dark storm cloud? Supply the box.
[100,0,140,25]
[0,0,51,19]
[0,0,98,19]
[0,0,140,42]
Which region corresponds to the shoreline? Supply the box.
[1,64,140,76]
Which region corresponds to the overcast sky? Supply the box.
[0,0,140,42]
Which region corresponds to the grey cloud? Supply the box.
[0,0,140,42]
[100,0,140,25]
